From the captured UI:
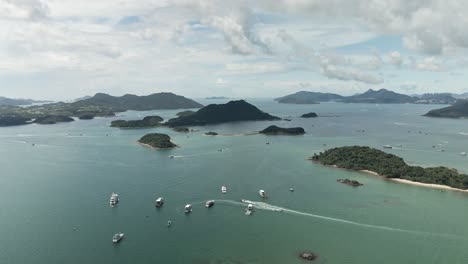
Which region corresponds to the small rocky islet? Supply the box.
[138,133,177,149]
[259,125,305,135]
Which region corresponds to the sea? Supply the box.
[1,99,468,264]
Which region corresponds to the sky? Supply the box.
[1,0,468,100]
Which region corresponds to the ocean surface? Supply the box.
[1,100,468,264]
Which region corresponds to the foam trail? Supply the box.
[216,200,460,238]
[7,140,27,144]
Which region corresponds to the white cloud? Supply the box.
[225,62,287,74]
[389,51,403,68]
[320,64,384,84]
[416,57,442,71]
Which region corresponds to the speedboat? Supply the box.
[259,190,267,198]
[205,200,215,208]
[155,197,164,207]
[184,204,192,213]
[221,186,227,194]
[245,204,254,216]
[110,193,119,206]
[112,233,124,243]
[382,145,392,149]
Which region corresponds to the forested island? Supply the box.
[424,100,468,118]
[0,92,202,127]
[111,116,163,128]
[311,146,468,190]
[34,115,74,124]
[166,100,280,127]
[259,125,305,135]
[138,133,177,149]
[301,112,318,118]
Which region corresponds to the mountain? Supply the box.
[275,91,344,104]
[0,97,50,106]
[343,89,416,104]
[166,100,280,127]
[424,100,468,118]
[72,92,203,111]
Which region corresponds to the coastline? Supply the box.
[359,169,468,193]
[138,142,177,150]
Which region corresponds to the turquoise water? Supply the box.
[1,100,468,263]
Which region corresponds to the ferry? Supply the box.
[109,193,119,206]
[184,204,192,213]
[112,233,124,243]
[155,197,164,207]
[205,200,215,208]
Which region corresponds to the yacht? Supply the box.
[221,186,227,194]
[112,233,124,243]
[184,204,192,213]
[109,193,119,206]
[245,204,254,216]
[259,190,267,198]
[205,200,215,208]
[155,197,164,207]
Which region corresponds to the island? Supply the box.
[0,92,202,127]
[424,100,468,118]
[337,179,363,187]
[34,115,74,125]
[165,100,280,127]
[138,133,177,149]
[311,146,468,191]
[275,91,343,104]
[176,110,195,117]
[205,131,218,136]
[173,127,189,133]
[111,116,163,128]
[0,116,31,127]
[301,112,318,118]
[259,125,305,135]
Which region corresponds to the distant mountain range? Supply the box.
[0,97,50,106]
[276,89,459,105]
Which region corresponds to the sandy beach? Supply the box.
[360,169,468,193]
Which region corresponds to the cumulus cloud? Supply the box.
[389,51,403,68]
[416,57,442,71]
[320,64,384,84]
[0,0,49,20]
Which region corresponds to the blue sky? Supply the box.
[0,0,466,100]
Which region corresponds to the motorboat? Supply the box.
[205,200,215,208]
[221,186,227,194]
[289,188,294,192]
[184,204,192,213]
[112,233,124,243]
[245,204,254,216]
[110,193,119,206]
[259,190,267,198]
[155,197,164,207]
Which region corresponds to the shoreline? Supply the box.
[359,169,468,193]
[138,142,177,150]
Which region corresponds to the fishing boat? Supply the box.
[155,197,164,207]
[109,193,119,206]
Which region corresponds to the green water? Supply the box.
[1,100,468,263]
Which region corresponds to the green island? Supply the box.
[111,116,163,128]
[311,146,468,190]
[0,92,202,127]
[138,133,177,149]
[34,115,75,125]
[259,125,305,135]
[301,112,318,118]
[166,100,280,127]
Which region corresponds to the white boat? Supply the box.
[259,190,267,198]
[460,152,467,156]
[184,204,192,213]
[289,188,294,192]
[167,220,172,227]
[245,204,254,216]
[221,186,227,194]
[155,197,164,207]
[382,145,393,149]
[205,200,215,208]
[112,233,124,243]
[109,193,119,206]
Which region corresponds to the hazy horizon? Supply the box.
[2,1,468,100]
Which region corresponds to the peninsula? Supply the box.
[138,133,177,149]
[259,125,305,135]
[424,100,468,118]
[311,146,468,191]
[165,100,280,127]
[111,116,163,128]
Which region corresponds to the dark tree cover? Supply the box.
[138,133,176,149]
[259,125,305,135]
[34,115,74,125]
[312,146,468,189]
[301,112,318,118]
[111,116,163,128]
[0,116,31,126]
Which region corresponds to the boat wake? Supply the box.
[216,199,460,238]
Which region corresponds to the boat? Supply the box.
[205,200,215,208]
[245,204,254,216]
[155,197,164,207]
[221,186,227,194]
[112,233,124,243]
[382,145,393,149]
[259,190,267,198]
[109,193,119,206]
[169,155,175,159]
[460,152,467,156]
[184,204,192,213]
[167,220,172,227]
[289,188,294,192]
